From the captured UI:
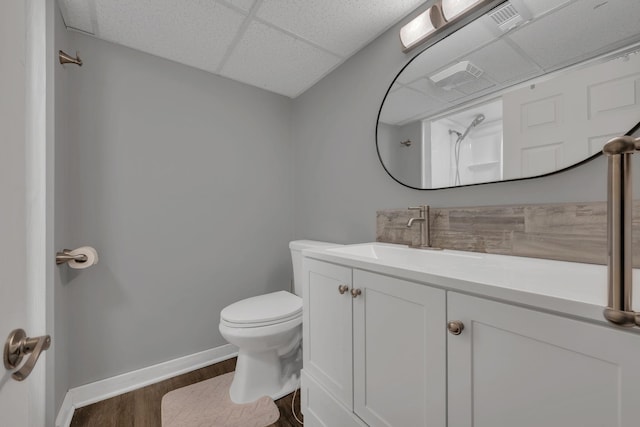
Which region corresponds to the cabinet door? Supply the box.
[353,270,447,427]
[301,371,367,427]
[448,292,640,427]
[303,259,354,408]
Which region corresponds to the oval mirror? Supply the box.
[377,0,640,189]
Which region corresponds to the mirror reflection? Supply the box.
[377,0,640,189]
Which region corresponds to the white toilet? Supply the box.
[219,240,338,404]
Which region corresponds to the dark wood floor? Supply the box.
[70,357,303,427]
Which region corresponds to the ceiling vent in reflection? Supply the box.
[489,1,524,32]
[429,60,483,91]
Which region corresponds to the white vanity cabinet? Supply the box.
[302,250,640,427]
[302,259,447,427]
[447,292,640,427]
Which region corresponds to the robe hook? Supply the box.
[59,50,82,66]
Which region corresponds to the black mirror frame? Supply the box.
[376,44,640,191]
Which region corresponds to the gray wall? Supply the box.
[378,121,424,188]
[56,31,293,388]
[291,14,640,244]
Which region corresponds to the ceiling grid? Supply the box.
[58,0,425,98]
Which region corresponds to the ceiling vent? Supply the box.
[429,61,484,91]
[489,1,524,32]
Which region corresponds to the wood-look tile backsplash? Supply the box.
[376,201,640,267]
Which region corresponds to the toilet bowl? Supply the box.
[219,240,339,404]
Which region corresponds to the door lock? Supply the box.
[3,329,51,381]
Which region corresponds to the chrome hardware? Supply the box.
[59,50,82,66]
[447,320,464,335]
[407,206,442,250]
[56,249,88,265]
[338,284,349,295]
[602,136,640,328]
[4,329,51,381]
[351,288,362,298]
[400,139,412,147]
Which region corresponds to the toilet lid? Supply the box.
[220,291,302,326]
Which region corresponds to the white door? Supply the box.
[448,292,640,427]
[502,51,640,180]
[352,271,446,427]
[0,1,50,426]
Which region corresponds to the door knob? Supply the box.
[3,329,51,381]
[447,320,464,335]
[338,284,349,294]
[351,288,362,298]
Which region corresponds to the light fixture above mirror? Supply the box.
[400,0,501,52]
[399,8,437,52]
[441,0,483,20]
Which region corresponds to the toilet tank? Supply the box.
[289,240,341,297]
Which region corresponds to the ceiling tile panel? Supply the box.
[516,0,572,19]
[509,0,640,71]
[58,0,95,34]
[222,0,256,12]
[255,0,424,57]
[94,0,246,73]
[466,39,540,84]
[220,21,342,97]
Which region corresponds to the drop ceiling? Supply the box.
[57,0,425,98]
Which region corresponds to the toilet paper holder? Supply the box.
[56,249,88,265]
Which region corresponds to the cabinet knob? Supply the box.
[351,288,362,298]
[447,320,464,335]
[338,284,349,294]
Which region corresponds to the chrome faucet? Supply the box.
[407,205,440,250]
[602,135,640,328]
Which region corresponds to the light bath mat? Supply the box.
[161,372,280,427]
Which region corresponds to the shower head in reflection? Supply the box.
[458,113,486,143]
[452,113,486,186]
[471,113,485,127]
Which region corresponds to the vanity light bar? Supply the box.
[400,0,502,53]
[441,0,483,21]
[399,7,438,52]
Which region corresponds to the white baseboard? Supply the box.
[55,344,238,427]
[56,392,74,427]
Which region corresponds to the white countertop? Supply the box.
[302,242,640,327]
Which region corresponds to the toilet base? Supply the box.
[218,295,304,404]
[229,347,300,404]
